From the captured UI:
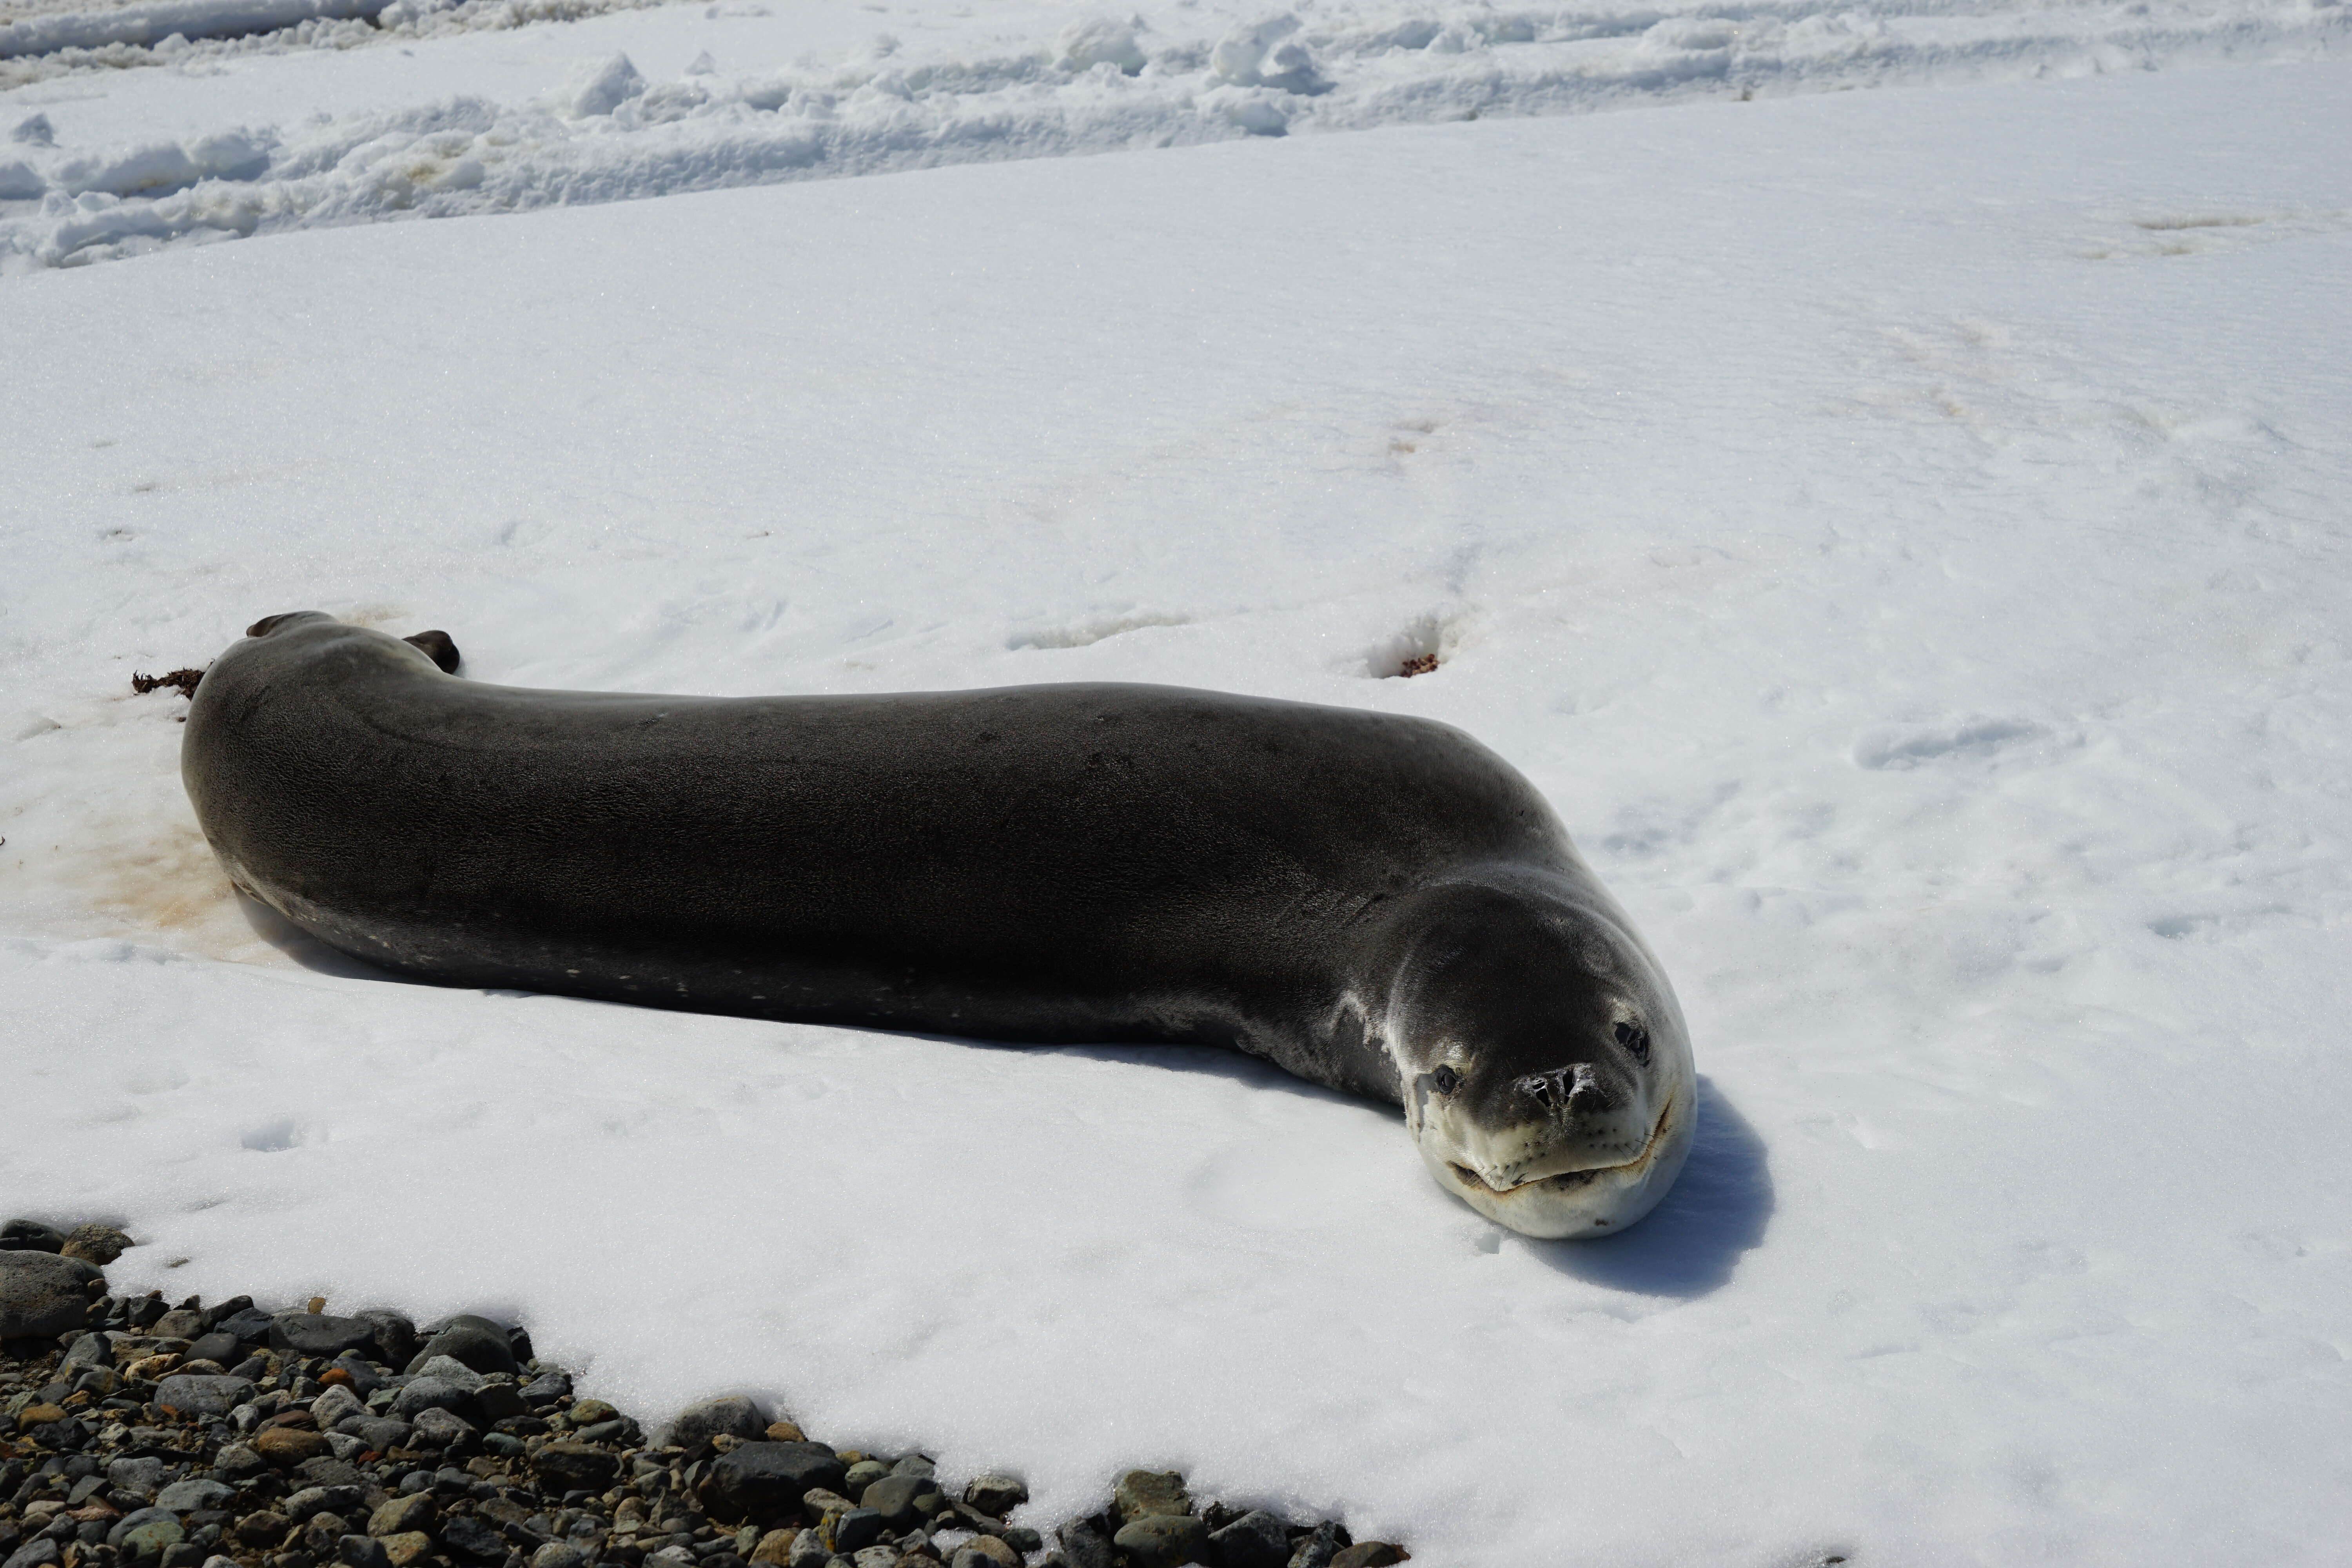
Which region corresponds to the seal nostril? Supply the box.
[1430,1064,1462,1095]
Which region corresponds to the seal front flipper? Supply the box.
[402,630,461,674]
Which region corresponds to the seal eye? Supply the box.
[1613,1021,1650,1064]
[1430,1064,1462,1096]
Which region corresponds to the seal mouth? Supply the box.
[1448,1099,1675,1198]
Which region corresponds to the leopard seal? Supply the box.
[182,612,1696,1238]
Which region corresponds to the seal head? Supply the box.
[1377,873,1696,1238]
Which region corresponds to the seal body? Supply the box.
[183,613,1695,1236]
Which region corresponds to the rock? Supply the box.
[848,1551,897,1568]
[962,1475,1026,1518]
[1326,1546,1403,1568]
[0,1252,100,1341]
[379,1532,433,1568]
[1114,1470,1192,1526]
[1055,1518,1114,1568]
[106,1457,167,1499]
[1207,1512,1290,1568]
[669,1396,767,1449]
[952,1539,1019,1568]
[61,1331,111,1371]
[841,1461,890,1497]
[337,1536,393,1568]
[529,1546,587,1568]
[13,1403,67,1431]
[519,1370,570,1406]
[339,1416,412,1452]
[405,1318,516,1378]
[182,1333,241,1368]
[390,1374,478,1421]
[154,1376,256,1419]
[108,1508,184,1560]
[762,1420,805,1443]
[351,1312,417,1368]
[368,1495,435,1539]
[568,1399,618,1426]
[304,1513,354,1554]
[530,1443,619,1495]
[285,1487,364,1525]
[701,1443,846,1526]
[824,1510,882,1555]
[152,1309,206,1341]
[235,1510,292,1550]
[213,1445,267,1481]
[312,1385,365,1428]
[439,1516,505,1560]
[0,1220,66,1252]
[1286,1523,1345,1568]
[209,1307,274,1345]
[857,1475,938,1530]
[270,1314,384,1363]
[154,1480,235,1515]
[889,1455,934,1479]
[747,1529,799,1566]
[60,1226,132,1266]
[472,1381,526,1423]
[798,1489,855,1520]
[256,1427,333,1466]
[783,1530,831,1568]
[1113,1516,1207,1568]
[408,1408,476,1452]
[2,1541,61,1568]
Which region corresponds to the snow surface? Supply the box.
[5,16,2352,1568]
[4,0,2348,269]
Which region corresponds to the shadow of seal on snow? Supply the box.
[1530,1076,1772,1298]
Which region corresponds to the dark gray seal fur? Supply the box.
[182,613,1695,1236]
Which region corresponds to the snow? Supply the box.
[5,8,2352,1566]
[4,0,2347,269]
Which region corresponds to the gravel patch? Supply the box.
[0,1225,1403,1568]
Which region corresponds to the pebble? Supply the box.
[61,1225,134,1265]
[668,1395,767,1448]
[153,1373,256,1418]
[337,1535,394,1568]
[408,1406,477,1450]
[961,1474,1026,1517]
[1327,1544,1406,1568]
[1287,1520,1346,1568]
[155,1477,237,1513]
[406,1316,518,1377]
[254,1426,333,1466]
[270,1312,386,1363]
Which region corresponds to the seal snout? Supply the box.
[1514,1062,1613,1116]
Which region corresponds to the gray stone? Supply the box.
[368,1495,436,1539]
[840,1461,889,1498]
[154,1479,236,1514]
[285,1487,364,1524]
[1055,1519,1113,1568]
[183,1333,241,1368]
[153,1376,256,1419]
[337,1537,393,1568]
[0,1252,98,1341]
[848,1551,897,1568]
[152,1309,205,1341]
[209,1308,274,1346]
[4,1540,62,1568]
[0,1220,65,1252]
[312,1385,365,1428]
[1207,1512,1290,1568]
[351,1312,417,1368]
[669,1396,767,1450]
[824,1512,881,1556]
[108,1457,169,1499]
[472,1381,526,1423]
[529,1548,587,1568]
[1286,1523,1343,1568]
[962,1474,1026,1518]
[389,1374,477,1421]
[405,1318,516,1378]
[784,1532,831,1568]
[214,1444,267,1480]
[409,1407,475,1452]
[108,1508,186,1560]
[439,1515,506,1561]
[1325,1545,1403,1568]
[855,1475,937,1530]
[887,1456,933,1480]
[703,1443,846,1526]
[520,1370,571,1406]
[270,1315,382,1363]
[1112,1470,1191,1526]
[339,1416,412,1452]
[1114,1515,1208,1568]
[947,1542,1017,1568]
[61,1331,111,1371]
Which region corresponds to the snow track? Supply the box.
[4,0,2347,270]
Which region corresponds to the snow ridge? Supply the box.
[2,0,2346,270]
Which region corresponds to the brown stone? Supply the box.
[748,1528,799,1566]
[369,1495,437,1538]
[381,1532,434,1568]
[14,1404,67,1432]
[254,1426,332,1466]
[957,1538,1020,1568]
[235,1512,293,1548]
[567,1400,618,1426]
[59,1225,132,1266]
[762,1421,804,1443]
